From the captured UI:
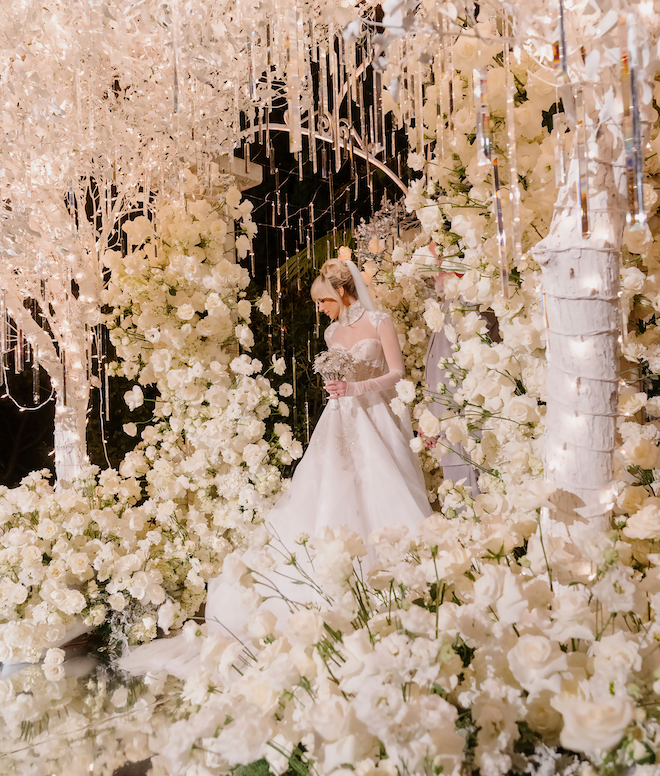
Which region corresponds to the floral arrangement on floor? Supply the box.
[0,177,300,663]
[126,515,659,776]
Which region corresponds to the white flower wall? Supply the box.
[0,182,301,662]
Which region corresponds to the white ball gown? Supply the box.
[119,300,431,677]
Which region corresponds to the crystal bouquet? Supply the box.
[313,348,356,406]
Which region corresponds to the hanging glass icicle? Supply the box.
[575,85,590,238]
[32,345,39,405]
[276,266,282,315]
[171,0,184,209]
[553,109,568,186]
[492,158,509,299]
[504,21,522,265]
[15,327,24,374]
[554,0,568,79]
[248,29,258,103]
[329,27,342,172]
[619,13,646,231]
[286,0,302,155]
[415,62,424,154]
[314,302,320,338]
[474,67,492,166]
[374,68,384,152]
[61,350,67,406]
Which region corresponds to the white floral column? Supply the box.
[532,117,626,530]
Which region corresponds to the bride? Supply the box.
[119,256,430,675]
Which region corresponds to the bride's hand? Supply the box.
[325,380,347,398]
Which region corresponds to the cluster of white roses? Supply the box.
[0,179,300,662]
[117,507,660,776]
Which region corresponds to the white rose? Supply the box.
[623,502,660,540]
[390,397,407,417]
[505,396,540,424]
[123,422,138,437]
[248,609,277,639]
[407,326,427,345]
[623,225,652,255]
[37,518,58,540]
[622,436,659,469]
[418,409,440,437]
[507,635,567,695]
[423,301,445,332]
[44,647,65,666]
[43,664,66,682]
[235,324,254,349]
[337,246,352,261]
[243,443,267,469]
[621,266,646,293]
[279,383,293,397]
[395,380,416,403]
[68,553,90,576]
[272,355,286,375]
[258,293,273,316]
[176,303,195,321]
[108,592,127,611]
[553,695,634,755]
[287,609,325,646]
[237,299,252,320]
[619,390,647,416]
[124,386,144,411]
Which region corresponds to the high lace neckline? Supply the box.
[338,300,365,326]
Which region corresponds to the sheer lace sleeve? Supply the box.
[324,322,339,347]
[344,315,405,396]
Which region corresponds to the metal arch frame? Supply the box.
[265,122,408,195]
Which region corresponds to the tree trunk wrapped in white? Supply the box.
[533,116,626,530]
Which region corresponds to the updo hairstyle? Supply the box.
[310,258,358,305]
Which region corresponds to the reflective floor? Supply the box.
[0,644,165,776]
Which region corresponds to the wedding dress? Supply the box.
[119,300,431,677]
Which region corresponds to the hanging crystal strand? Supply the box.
[310,202,316,270]
[575,85,590,238]
[298,10,310,168]
[619,13,646,231]
[286,0,302,155]
[266,273,274,357]
[265,23,272,154]
[32,345,39,405]
[329,171,336,243]
[250,249,256,277]
[553,108,568,186]
[247,29,258,103]
[329,28,341,173]
[276,266,282,315]
[15,327,24,374]
[415,61,424,154]
[556,0,568,78]
[171,0,185,209]
[433,49,444,176]
[492,158,509,298]
[504,20,522,265]
[446,22,455,136]
[61,349,67,406]
[314,302,320,338]
[474,67,492,166]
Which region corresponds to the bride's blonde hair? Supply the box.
[310,258,357,304]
